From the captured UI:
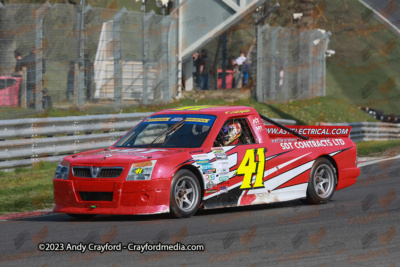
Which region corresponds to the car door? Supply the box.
[202,116,266,209]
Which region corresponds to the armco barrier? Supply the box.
[0,113,296,170]
[325,122,400,142]
[0,113,152,170]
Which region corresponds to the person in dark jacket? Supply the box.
[84,54,94,101]
[199,49,212,90]
[21,47,46,107]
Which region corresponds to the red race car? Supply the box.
[53,106,360,219]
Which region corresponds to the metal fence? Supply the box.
[256,24,331,102]
[326,122,400,142]
[0,113,295,170]
[0,112,152,169]
[0,3,178,112]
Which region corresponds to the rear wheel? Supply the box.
[304,158,337,204]
[170,170,201,218]
[67,213,96,220]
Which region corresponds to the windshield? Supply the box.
[115,114,216,148]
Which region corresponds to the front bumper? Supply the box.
[53,179,170,215]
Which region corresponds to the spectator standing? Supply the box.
[235,49,246,67]
[14,50,23,106]
[235,49,250,88]
[84,54,94,101]
[66,61,75,101]
[228,56,238,88]
[21,47,46,107]
[242,60,251,87]
[193,51,201,87]
[199,49,212,90]
[14,50,23,75]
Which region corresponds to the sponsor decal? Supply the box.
[206,189,218,194]
[252,118,262,125]
[228,109,251,115]
[220,186,228,194]
[255,125,264,132]
[206,181,216,189]
[171,117,184,122]
[148,117,170,122]
[132,161,152,167]
[185,118,210,123]
[219,176,229,182]
[280,139,345,150]
[203,168,216,174]
[212,147,224,153]
[192,154,208,161]
[216,153,228,160]
[220,167,229,173]
[266,127,349,136]
[204,174,216,181]
[196,159,210,165]
[200,163,213,169]
[190,150,204,154]
[145,114,216,126]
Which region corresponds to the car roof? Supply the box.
[152,105,258,117]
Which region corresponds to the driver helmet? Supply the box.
[222,121,242,145]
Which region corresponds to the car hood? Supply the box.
[65,147,187,167]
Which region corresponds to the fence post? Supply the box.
[112,8,126,111]
[256,24,263,102]
[73,63,79,106]
[161,17,170,101]
[269,29,278,100]
[142,8,149,105]
[33,2,50,112]
[77,0,86,110]
[34,16,43,112]
[21,67,27,108]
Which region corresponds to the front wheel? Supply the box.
[170,170,201,218]
[304,158,337,204]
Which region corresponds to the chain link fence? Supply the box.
[0,3,178,113]
[256,24,331,102]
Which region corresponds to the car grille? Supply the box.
[72,167,123,178]
[79,192,113,201]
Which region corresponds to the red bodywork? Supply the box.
[53,106,360,215]
[0,76,21,107]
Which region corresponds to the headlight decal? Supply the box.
[127,160,157,181]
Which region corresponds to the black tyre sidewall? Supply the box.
[170,170,201,218]
[306,158,337,204]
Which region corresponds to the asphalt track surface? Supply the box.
[1,159,399,266]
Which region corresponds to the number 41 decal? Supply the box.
[238,148,266,189]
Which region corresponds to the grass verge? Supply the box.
[1,96,377,125]
[0,162,57,214]
[356,140,400,157]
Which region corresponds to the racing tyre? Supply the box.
[67,213,97,220]
[304,158,337,204]
[170,170,201,218]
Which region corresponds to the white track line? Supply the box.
[358,155,400,167]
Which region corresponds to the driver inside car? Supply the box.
[221,121,242,146]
